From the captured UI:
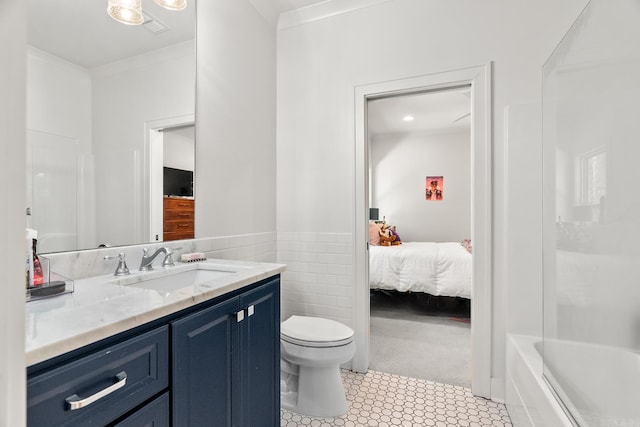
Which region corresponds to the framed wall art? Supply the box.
[425,176,444,201]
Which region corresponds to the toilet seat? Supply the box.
[281,315,354,348]
[281,334,353,348]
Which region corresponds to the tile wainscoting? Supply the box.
[278,232,354,328]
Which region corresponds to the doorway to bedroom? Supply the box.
[366,86,473,388]
[353,66,492,398]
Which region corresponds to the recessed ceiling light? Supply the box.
[403,115,415,122]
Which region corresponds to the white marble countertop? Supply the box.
[26,258,286,367]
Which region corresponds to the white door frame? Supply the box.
[353,64,493,398]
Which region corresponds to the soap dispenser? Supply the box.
[26,228,44,287]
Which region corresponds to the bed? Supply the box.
[369,242,472,298]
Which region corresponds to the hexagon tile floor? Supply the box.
[280,370,512,427]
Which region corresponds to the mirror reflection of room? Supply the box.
[25,0,196,253]
[161,125,195,242]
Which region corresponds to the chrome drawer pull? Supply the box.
[65,371,127,411]
[247,305,255,317]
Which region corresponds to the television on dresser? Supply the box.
[163,167,193,197]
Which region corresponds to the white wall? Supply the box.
[277,0,588,397]
[163,126,195,172]
[26,48,92,146]
[195,0,276,237]
[370,129,470,242]
[91,41,195,246]
[0,0,27,425]
[505,104,543,339]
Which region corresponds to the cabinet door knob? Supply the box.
[236,310,245,323]
[247,305,255,317]
[65,371,127,411]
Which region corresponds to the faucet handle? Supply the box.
[162,248,176,267]
[115,253,130,276]
[140,247,153,271]
[104,253,130,276]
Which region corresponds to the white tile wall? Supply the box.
[200,232,277,262]
[278,232,354,327]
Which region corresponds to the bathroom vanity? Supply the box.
[25,259,284,427]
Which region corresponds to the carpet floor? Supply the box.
[369,290,471,388]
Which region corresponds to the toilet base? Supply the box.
[282,365,347,418]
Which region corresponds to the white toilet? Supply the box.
[280,315,355,418]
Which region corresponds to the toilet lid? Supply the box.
[281,315,354,344]
[281,334,353,348]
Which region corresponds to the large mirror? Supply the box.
[26,0,196,253]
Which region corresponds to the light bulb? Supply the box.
[107,0,144,25]
[154,0,187,11]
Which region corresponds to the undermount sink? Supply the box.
[112,264,251,292]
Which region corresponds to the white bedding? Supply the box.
[369,242,472,298]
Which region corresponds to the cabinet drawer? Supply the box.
[163,230,195,241]
[112,392,169,427]
[163,220,194,233]
[162,231,194,242]
[28,326,169,427]
[163,221,194,241]
[164,209,194,221]
[163,198,194,210]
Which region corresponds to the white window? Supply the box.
[575,148,607,206]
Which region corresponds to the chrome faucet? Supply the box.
[139,247,175,271]
[104,253,130,276]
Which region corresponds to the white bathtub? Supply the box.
[507,334,640,426]
[506,335,573,426]
[541,339,640,426]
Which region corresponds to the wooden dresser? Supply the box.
[163,197,194,241]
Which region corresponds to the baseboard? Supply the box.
[491,377,506,403]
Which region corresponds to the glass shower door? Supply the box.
[542,0,640,425]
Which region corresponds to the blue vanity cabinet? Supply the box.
[238,280,280,427]
[172,277,280,427]
[27,275,281,427]
[172,297,240,426]
[112,392,170,427]
[27,326,169,427]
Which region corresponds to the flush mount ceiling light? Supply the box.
[108,0,144,25]
[108,0,187,26]
[153,0,187,11]
[403,115,415,122]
